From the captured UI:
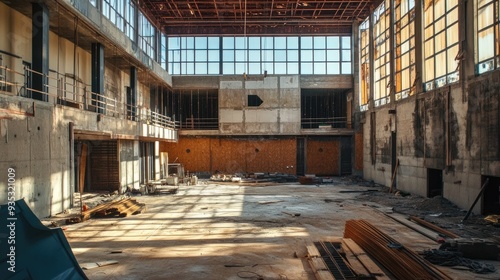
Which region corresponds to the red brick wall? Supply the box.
[306,139,340,176]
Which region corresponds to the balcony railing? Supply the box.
[0,55,175,130]
[180,117,219,130]
[301,117,351,129]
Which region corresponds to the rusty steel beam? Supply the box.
[344,220,453,280]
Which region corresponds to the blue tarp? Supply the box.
[0,199,88,280]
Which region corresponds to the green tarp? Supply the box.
[0,199,87,280]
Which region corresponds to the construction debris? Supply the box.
[210,172,297,183]
[282,211,301,217]
[423,249,496,274]
[344,220,452,280]
[65,198,146,224]
[409,216,460,239]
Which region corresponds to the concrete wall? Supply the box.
[363,70,500,214]
[0,99,70,218]
[218,75,302,135]
[119,140,140,191]
[0,3,177,217]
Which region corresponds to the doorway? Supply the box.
[482,176,500,215]
[427,168,443,198]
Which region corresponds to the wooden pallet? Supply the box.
[82,198,146,220]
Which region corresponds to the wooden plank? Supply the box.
[409,216,460,238]
[308,257,328,271]
[342,238,390,280]
[315,270,335,280]
[341,239,372,278]
[81,198,129,220]
[307,244,321,258]
[382,212,441,241]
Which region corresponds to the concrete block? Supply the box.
[280,88,301,108]
[280,122,300,134]
[220,123,244,134]
[279,108,301,122]
[246,89,279,108]
[220,80,243,89]
[245,77,278,89]
[245,123,279,134]
[219,89,245,108]
[280,75,299,88]
[220,109,244,123]
[245,109,278,123]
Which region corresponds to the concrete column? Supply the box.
[462,0,476,89]
[368,10,375,110]
[129,66,137,119]
[352,20,360,115]
[413,0,424,95]
[91,43,105,114]
[32,3,49,101]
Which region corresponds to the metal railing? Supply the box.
[301,117,351,129]
[0,57,176,130]
[181,117,219,130]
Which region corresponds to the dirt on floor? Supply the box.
[347,176,500,240]
[47,176,500,280]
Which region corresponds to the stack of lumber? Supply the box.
[344,220,452,280]
[82,198,146,220]
[306,238,389,280]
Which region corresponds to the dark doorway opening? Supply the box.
[482,176,500,215]
[296,138,305,176]
[340,137,352,175]
[427,168,443,198]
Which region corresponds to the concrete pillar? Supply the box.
[128,66,137,119]
[413,0,424,94]
[32,3,49,101]
[91,43,105,114]
[352,20,360,115]
[368,9,375,110]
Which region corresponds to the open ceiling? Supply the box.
[140,0,377,36]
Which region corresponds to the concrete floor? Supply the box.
[64,180,500,280]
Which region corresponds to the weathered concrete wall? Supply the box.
[62,0,172,86]
[363,107,394,187]
[219,75,301,135]
[0,99,70,218]
[119,140,140,191]
[363,70,500,213]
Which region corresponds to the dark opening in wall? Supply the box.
[482,176,500,215]
[171,89,219,130]
[427,168,443,198]
[300,89,349,129]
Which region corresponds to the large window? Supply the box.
[160,33,167,70]
[169,36,352,76]
[373,0,391,107]
[394,0,416,100]
[103,0,124,31]
[139,11,156,58]
[300,36,352,75]
[359,19,370,111]
[476,0,500,74]
[423,0,459,90]
[168,37,220,75]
